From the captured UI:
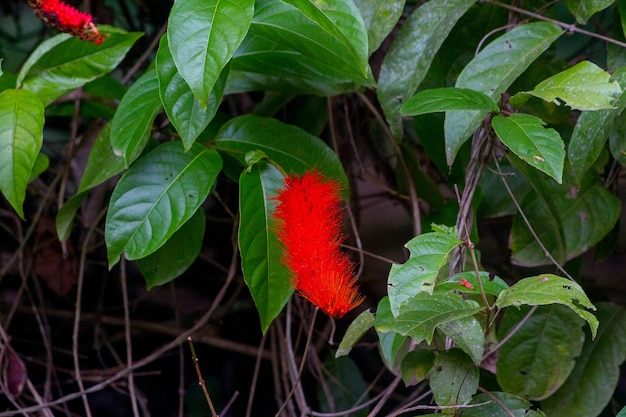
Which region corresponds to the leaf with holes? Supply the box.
[105,141,222,268]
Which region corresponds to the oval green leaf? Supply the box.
[401,87,499,116]
[336,309,375,357]
[429,349,479,407]
[105,142,222,268]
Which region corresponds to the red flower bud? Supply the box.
[28,0,106,44]
[274,171,363,318]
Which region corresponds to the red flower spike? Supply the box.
[28,0,106,44]
[273,171,363,318]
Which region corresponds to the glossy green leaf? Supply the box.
[401,87,499,116]
[231,0,371,92]
[464,392,546,417]
[569,67,626,183]
[168,0,253,109]
[496,305,586,400]
[445,22,563,165]
[387,231,462,316]
[238,161,292,333]
[78,123,127,193]
[542,303,626,417]
[429,349,479,408]
[378,0,476,138]
[336,309,375,357]
[492,113,564,183]
[283,0,369,79]
[512,61,621,110]
[495,274,597,338]
[214,115,348,193]
[354,0,405,55]
[18,27,142,106]
[318,355,368,417]
[56,192,88,242]
[400,349,435,386]
[156,34,226,150]
[510,161,620,269]
[376,292,482,344]
[137,209,206,289]
[0,89,44,219]
[439,316,484,365]
[105,142,222,268]
[110,67,162,166]
[566,0,615,24]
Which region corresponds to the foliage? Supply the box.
[1,0,626,416]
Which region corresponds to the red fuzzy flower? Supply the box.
[28,0,106,45]
[273,171,363,318]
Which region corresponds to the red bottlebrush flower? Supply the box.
[28,0,106,45]
[273,171,363,318]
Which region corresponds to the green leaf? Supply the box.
[0,89,44,219]
[387,231,462,316]
[496,305,586,400]
[609,109,626,167]
[439,316,484,365]
[78,123,127,193]
[569,67,626,183]
[56,192,88,242]
[618,406,626,417]
[566,0,615,24]
[542,303,626,417]
[437,271,509,297]
[238,161,292,333]
[378,0,476,138]
[353,0,405,55]
[512,61,621,111]
[156,34,227,150]
[110,67,163,166]
[283,0,369,79]
[167,0,253,109]
[445,22,563,165]
[376,292,482,345]
[214,115,348,193]
[509,162,621,268]
[400,349,435,386]
[375,297,409,370]
[429,349,479,408]
[492,113,564,183]
[401,87,499,116]
[105,142,222,268]
[137,209,206,289]
[17,27,142,106]
[336,309,375,358]
[464,392,546,417]
[495,274,597,337]
[318,355,368,417]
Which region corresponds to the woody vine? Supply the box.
[0,0,625,416]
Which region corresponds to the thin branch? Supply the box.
[120,259,140,417]
[188,336,218,417]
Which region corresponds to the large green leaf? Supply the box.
[609,109,626,167]
[510,61,621,111]
[464,392,546,417]
[105,142,222,268]
[336,309,374,358]
[429,349,479,408]
[510,161,620,268]
[496,305,586,400]
[0,89,44,219]
[401,87,499,116]
[318,355,368,417]
[495,274,598,337]
[378,0,476,138]
[238,161,292,333]
[387,231,462,316]
[283,0,369,79]
[568,67,626,183]
[445,22,563,165]
[566,0,615,24]
[231,0,371,92]
[375,297,409,370]
[17,27,142,106]
[214,115,348,193]
[167,0,253,109]
[137,208,206,289]
[156,34,227,150]
[439,316,484,365]
[353,0,405,55]
[110,67,163,166]
[492,113,564,183]
[542,303,626,417]
[376,292,482,344]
